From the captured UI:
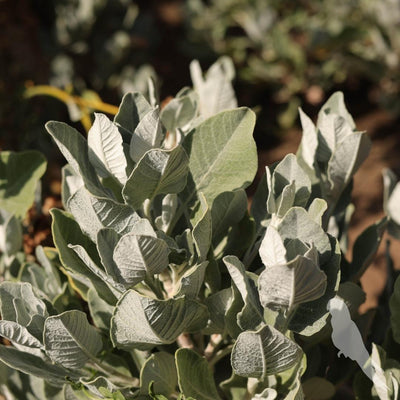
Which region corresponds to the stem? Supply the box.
[209,344,233,368]
[87,360,139,387]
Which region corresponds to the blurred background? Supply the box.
[3,0,400,151]
[2,0,400,309]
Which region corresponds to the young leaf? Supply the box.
[111,290,208,350]
[259,225,287,267]
[88,113,127,185]
[176,348,222,400]
[190,57,237,119]
[182,107,257,205]
[0,150,46,217]
[44,310,103,369]
[123,147,189,209]
[231,325,303,379]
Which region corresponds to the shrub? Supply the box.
[1,60,400,399]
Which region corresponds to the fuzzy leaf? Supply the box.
[182,108,257,205]
[176,348,222,400]
[277,207,331,263]
[224,256,263,331]
[88,113,127,185]
[44,310,103,369]
[0,150,46,217]
[190,57,237,119]
[111,290,208,350]
[192,194,212,262]
[259,225,287,267]
[123,147,189,209]
[258,246,327,311]
[231,325,303,379]
[0,210,23,256]
[114,92,152,138]
[46,121,107,197]
[140,352,177,397]
[211,189,247,245]
[113,233,170,287]
[50,209,116,303]
[0,345,74,386]
[130,108,163,163]
[0,320,43,350]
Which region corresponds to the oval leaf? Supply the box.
[231,325,303,379]
[44,310,103,369]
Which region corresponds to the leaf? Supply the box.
[88,113,127,185]
[277,207,331,263]
[0,281,48,325]
[258,246,327,311]
[192,194,212,262]
[175,262,208,299]
[223,256,263,331]
[176,348,222,400]
[327,132,371,205]
[211,189,247,245]
[130,108,163,163]
[67,187,103,241]
[113,233,170,287]
[123,147,189,209]
[0,320,43,350]
[50,208,116,303]
[114,92,153,138]
[140,352,177,397]
[0,150,46,217]
[259,225,287,267]
[345,217,387,282]
[289,236,341,336]
[0,210,22,256]
[182,107,257,206]
[111,290,208,350]
[0,345,74,386]
[272,153,311,210]
[46,121,108,197]
[61,164,84,209]
[204,288,233,334]
[90,195,140,235]
[44,310,103,369]
[87,288,114,332]
[190,57,237,119]
[160,89,198,131]
[231,325,303,379]
[297,108,318,169]
[250,173,269,230]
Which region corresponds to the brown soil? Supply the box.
[257,108,400,312]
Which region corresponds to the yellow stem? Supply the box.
[25,85,119,115]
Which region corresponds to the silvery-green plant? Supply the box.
[0,150,47,281]
[1,59,400,399]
